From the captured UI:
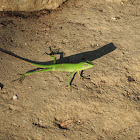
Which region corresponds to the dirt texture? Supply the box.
[0,0,140,140]
[0,0,67,11]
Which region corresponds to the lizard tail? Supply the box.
[0,48,50,68]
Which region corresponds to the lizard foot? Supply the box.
[19,75,25,83]
[11,74,25,83]
[45,46,60,55]
[80,75,90,80]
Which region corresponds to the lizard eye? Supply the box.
[84,63,88,66]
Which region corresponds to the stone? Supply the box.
[0,0,67,11]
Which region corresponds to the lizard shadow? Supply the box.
[57,43,116,64]
[0,43,116,64]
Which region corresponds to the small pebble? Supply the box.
[128,76,135,82]
[112,17,120,20]
[13,95,18,100]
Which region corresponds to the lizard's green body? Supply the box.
[0,50,94,86]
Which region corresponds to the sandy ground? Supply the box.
[0,0,140,139]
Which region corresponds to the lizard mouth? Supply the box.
[86,60,94,65]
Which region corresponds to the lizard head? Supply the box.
[79,60,94,70]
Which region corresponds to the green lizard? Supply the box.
[0,49,94,86]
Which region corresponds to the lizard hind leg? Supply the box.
[18,68,53,83]
[10,73,25,83]
[19,74,25,83]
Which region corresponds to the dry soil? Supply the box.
[0,0,140,140]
